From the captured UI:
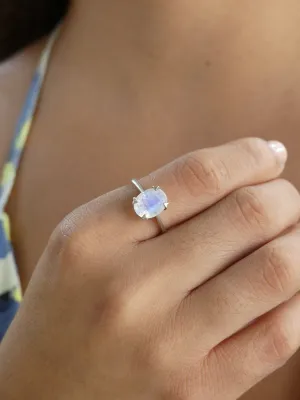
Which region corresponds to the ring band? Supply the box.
[131,179,168,233]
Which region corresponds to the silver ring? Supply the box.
[132,179,168,233]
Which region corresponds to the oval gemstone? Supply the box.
[133,188,168,219]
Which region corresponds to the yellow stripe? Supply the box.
[1,162,16,187]
[16,119,32,150]
[1,212,11,241]
[12,287,22,303]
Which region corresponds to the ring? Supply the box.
[132,179,169,233]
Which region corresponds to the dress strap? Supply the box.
[0,28,59,212]
[0,28,59,340]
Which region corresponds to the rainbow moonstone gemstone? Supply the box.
[133,187,168,219]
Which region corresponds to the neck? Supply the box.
[63,0,225,81]
[49,1,298,144]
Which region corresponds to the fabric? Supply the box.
[0,30,58,340]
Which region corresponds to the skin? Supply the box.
[1,0,300,398]
[2,137,300,400]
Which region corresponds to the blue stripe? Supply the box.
[0,297,19,340]
[15,71,40,135]
[8,71,41,166]
[0,223,10,258]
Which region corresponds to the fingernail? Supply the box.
[267,140,288,166]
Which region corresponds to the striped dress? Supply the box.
[0,30,58,340]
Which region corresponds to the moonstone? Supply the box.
[133,188,168,219]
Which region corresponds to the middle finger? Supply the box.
[147,178,300,295]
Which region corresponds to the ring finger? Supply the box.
[144,178,300,296]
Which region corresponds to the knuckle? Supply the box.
[148,344,169,377]
[104,286,147,331]
[264,317,298,363]
[237,137,272,168]
[277,179,300,203]
[176,151,230,197]
[156,360,201,400]
[163,383,196,400]
[262,243,295,294]
[99,290,139,336]
[104,290,130,323]
[49,214,101,278]
[49,205,91,256]
[232,187,269,231]
[60,229,92,271]
[48,218,71,254]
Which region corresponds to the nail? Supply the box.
[267,140,288,166]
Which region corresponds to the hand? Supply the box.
[1,138,299,400]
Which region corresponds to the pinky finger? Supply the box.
[204,294,300,400]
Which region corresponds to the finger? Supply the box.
[132,138,287,240]
[203,294,300,400]
[149,179,300,295]
[176,225,300,351]
[58,138,287,246]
